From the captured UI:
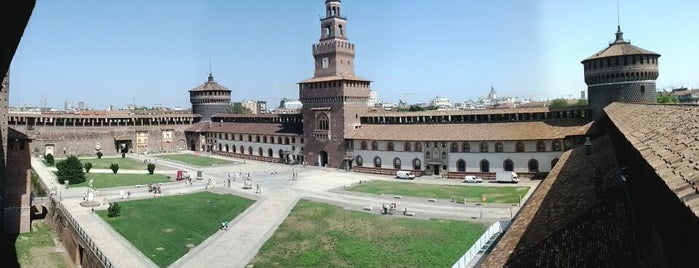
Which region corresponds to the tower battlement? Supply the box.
[313,40,355,54]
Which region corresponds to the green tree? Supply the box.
[147,163,156,175]
[575,99,588,106]
[96,151,103,159]
[107,202,121,218]
[549,99,569,108]
[84,162,93,173]
[56,156,86,185]
[657,91,679,104]
[408,105,425,111]
[44,153,55,166]
[229,102,252,114]
[110,163,119,174]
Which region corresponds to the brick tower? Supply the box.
[189,73,232,121]
[299,0,371,168]
[582,26,660,118]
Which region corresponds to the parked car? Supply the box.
[463,175,483,183]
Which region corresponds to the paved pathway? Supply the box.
[32,153,539,268]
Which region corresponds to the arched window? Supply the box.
[404,142,412,152]
[551,158,559,169]
[537,141,546,152]
[258,147,263,156]
[256,135,260,142]
[413,158,421,170]
[239,146,244,153]
[425,151,431,159]
[480,142,489,152]
[356,155,363,167]
[495,142,504,152]
[361,141,368,150]
[393,158,401,169]
[480,159,490,172]
[387,142,394,151]
[285,137,290,145]
[338,24,343,36]
[232,145,237,153]
[461,142,470,152]
[457,159,466,172]
[268,148,273,157]
[450,142,458,152]
[503,159,514,171]
[277,137,282,144]
[374,157,382,168]
[515,141,525,152]
[248,146,253,155]
[528,159,539,172]
[278,149,284,159]
[263,136,267,143]
[415,143,423,152]
[552,140,562,151]
[371,141,379,150]
[248,135,252,142]
[441,151,447,159]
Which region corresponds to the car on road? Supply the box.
[463,175,483,183]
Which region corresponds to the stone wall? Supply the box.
[589,81,656,118]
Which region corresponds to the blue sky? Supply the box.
[10,0,699,110]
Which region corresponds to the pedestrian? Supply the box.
[403,208,407,215]
[127,191,131,199]
[383,204,387,214]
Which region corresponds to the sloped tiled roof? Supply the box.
[345,120,592,141]
[185,121,302,136]
[189,74,231,92]
[298,73,370,83]
[605,102,699,217]
[583,27,659,61]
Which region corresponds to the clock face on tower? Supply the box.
[322,57,329,69]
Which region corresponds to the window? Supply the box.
[480,142,489,152]
[317,113,329,130]
[537,141,546,152]
[268,148,273,157]
[415,143,423,152]
[450,142,458,152]
[425,151,431,159]
[356,155,363,167]
[248,146,253,155]
[361,141,368,150]
[457,159,466,172]
[404,142,411,152]
[232,145,237,153]
[515,141,525,152]
[393,158,401,169]
[528,159,539,172]
[374,157,382,168]
[461,142,470,152]
[371,141,379,150]
[413,158,421,170]
[551,158,559,169]
[248,135,252,142]
[495,142,503,152]
[285,137,290,145]
[256,135,260,142]
[480,159,490,172]
[258,147,263,156]
[263,136,268,143]
[239,146,244,153]
[278,149,284,159]
[441,151,447,159]
[640,85,646,93]
[503,159,514,171]
[552,140,562,151]
[387,142,394,151]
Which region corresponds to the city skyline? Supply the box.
[9,0,699,109]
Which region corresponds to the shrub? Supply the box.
[107,202,121,218]
[96,151,103,159]
[110,163,119,174]
[84,162,93,173]
[44,153,55,166]
[147,163,156,175]
[56,156,86,185]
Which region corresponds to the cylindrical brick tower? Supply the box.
[582,26,660,118]
[189,73,232,121]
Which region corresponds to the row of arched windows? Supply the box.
[208,132,297,145]
[217,144,285,159]
[356,156,559,172]
[359,140,562,152]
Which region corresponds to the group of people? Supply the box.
[148,183,162,194]
[382,202,408,215]
[220,221,229,231]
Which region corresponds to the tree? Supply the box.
[549,99,569,108]
[107,202,121,218]
[575,99,588,106]
[84,162,93,173]
[44,153,55,166]
[96,151,103,159]
[56,155,86,185]
[229,102,252,114]
[110,163,119,174]
[657,91,679,104]
[147,163,156,174]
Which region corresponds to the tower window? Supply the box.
[641,85,646,93]
[338,24,343,36]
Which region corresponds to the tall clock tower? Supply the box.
[299,0,371,169]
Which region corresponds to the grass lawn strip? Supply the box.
[97,191,255,267]
[348,180,529,204]
[155,154,235,167]
[70,173,171,188]
[80,157,147,170]
[15,221,67,268]
[252,199,487,267]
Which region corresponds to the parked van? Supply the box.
[396,170,416,180]
[496,171,519,183]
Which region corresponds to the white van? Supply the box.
[396,170,416,180]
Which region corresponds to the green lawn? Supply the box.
[347,181,529,204]
[15,221,67,268]
[155,154,235,167]
[97,191,255,267]
[251,199,487,267]
[78,157,152,170]
[70,173,171,188]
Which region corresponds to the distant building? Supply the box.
[368,90,377,107]
[241,100,267,114]
[430,97,453,110]
[671,87,699,104]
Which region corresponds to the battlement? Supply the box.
[313,40,355,54]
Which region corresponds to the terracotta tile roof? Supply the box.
[8,127,29,140]
[364,106,585,117]
[189,74,231,92]
[605,102,699,217]
[345,120,592,141]
[583,33,659,61]
[298,73,370,83]
[185,121,302,136]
